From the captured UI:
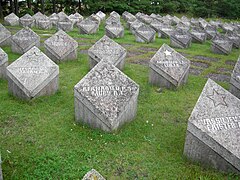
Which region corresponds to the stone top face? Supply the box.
[44,30,78,59]
[82,169,105,180]
[74,60,139,124]
[49,13,58,19]
[150,43,190,84]
[171,30,191,45]
[105,23,124,36]
[106,16,120,25]
[0,47,8,66]
[205,24,217,31]
[187,79,240,164]
[88,35,126,64]
[4,13,19,20]
[7,46,59,97]
[96,11,106,19]
[110,11,120,19]
[0,23,11,42]
[58,12,68,21]
[136,24,156,40]
[12,28,40,51]
[79,18,98,31]
[231,56,240,86]
[20,14,33,20]
[32,12,44,20]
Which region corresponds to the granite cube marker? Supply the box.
[6,46,59,100]
[184,79,240,174]
[74,60,139,132]
[149,43,190,89]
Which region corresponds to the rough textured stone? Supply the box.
[221,23,234,33]
[44,30,78,63]
[149,43,190,89]
[4,13,19,26]
[230,56,240,99]
[89,14,101,25]
[105,23,124,38]
[190,28,207,43]
[79,18,99,34]
[110,11,120,19]
[6,46,59,100]
[74,59,139,132]
[211,34,233,55]
[176,22,190,32]
[170,30,192,49]
[129,19,143,35]
[88,35,127,70]
[0,23,11,46]
[57,16,73,32]
[19,14,34,28]
[205,25,217,40]
[159,24,175,38]
[0,48,8,79]
[32,11,46,27]
[38,17,52,30]
[11,27,40,54]
[105,16,120,26]
[49,13,59,26]
[69,13,83,26]
[96,11,106,20]
[82,169,105,180]
[226,31,240,49]
[150,19,163,37]
[135,24,156,43]
[184,79,240,174]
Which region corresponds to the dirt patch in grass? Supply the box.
[128,58,149,66]
[193,55,219,62]
[179,52,191,57]
[189,67,203,75]
[120,43,133,48]
[138,47,158,52]
[225,60,236,66]
[191,61,210,69]
[217,67,233,74]
[205,73,230,82]
[127,50,146,58]
[80,49,88,54]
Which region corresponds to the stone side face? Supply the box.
[0,62,8,79]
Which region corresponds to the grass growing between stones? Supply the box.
[0,19,240,179]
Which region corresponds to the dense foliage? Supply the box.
[0,0,239,19]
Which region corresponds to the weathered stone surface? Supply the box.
[0,47,8,79]
[226,31,240,49]
[69,12,83,26]
[88,35,127,70]
[44,30,78,63]
[211,34,233,55]
[96,11,106,20]
[79,18,99,34]
[110,11,120,19]
[105,16,120,26]
[184,79,240,174]
[0,23,11,46]
[89,14,101,25]
[199,18,208,29]
[38,17,52,30]
[6,46,59,100]
[49,13,59,26]
[4,13,19,26]
[122,11,136,23]
[205,25,217,40]
[82,169,105,180]
[105,23,124,38]
[135,24,156,43]
[158,24,175,38]
[74,59,139,132]
[176,22,190,32]
[139,14,153,24]
[221,23,234,33]
[11,27,40,54]
[32,11,46,27]
[230,56,240,99]
[19,14,34,28]
[57,11,68,22]
[150,19,163,37]
[129,19,143,35]
[57,16,73,32]
[190,28,207,43]
[170,29,192,48]
[149,43,190,89]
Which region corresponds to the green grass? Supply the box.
[0,18,240,179]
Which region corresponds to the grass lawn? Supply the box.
[0,18,240,179]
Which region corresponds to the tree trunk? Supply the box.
[41,0,44,13]
[53,0,56,13]
[0,0,3,19]
[14,0,18,16]
[27,0,31,9]
[10,0,14,13]
[78,0,81,12]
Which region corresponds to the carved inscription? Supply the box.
[200,115,240,132]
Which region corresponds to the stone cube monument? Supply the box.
[0,23,11,46]
[4,13,19,26]
[6,46,59,100]
[74,59,139,132]
[0,47,8,79]
[79,18,99,34]
[149,43,190,89]
[184,79,240,174]
[88,35,127,70]
[105,22,124,38]
[11,27,40,54]
[170,29,192,49]
[230,56,240,99]
[44,30,78,63]
[135,24,156,43]
[211,34,233,55]
[19,14,34,28]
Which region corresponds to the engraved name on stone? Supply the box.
[199,115,240,132]
[81,85,132,97]
[18,67,48,74]
[156,60,184,67]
